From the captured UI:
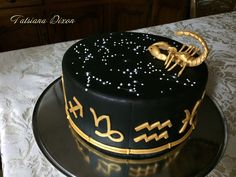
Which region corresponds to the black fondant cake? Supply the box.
[62,32,208,158]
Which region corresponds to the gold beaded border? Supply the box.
[61,76,194,155]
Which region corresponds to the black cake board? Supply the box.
[32,78,227,177]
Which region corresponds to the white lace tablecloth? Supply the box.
[0,12,236,177]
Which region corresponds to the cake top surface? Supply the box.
[62,32,207,100]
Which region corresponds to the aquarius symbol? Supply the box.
[135,120,172,132]
[134,120,172,143]
[90,108,124,143]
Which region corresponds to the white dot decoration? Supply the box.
[70,32,199,97]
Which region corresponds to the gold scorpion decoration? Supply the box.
[148,31,209,77]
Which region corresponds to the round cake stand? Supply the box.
[32,78,227,177]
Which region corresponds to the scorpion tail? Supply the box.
[175,31,209,67]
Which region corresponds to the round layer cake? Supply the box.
[62,32,208,158]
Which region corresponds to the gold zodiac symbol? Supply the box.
[68,96,83,118]
[90,108,124,143]
[134,120,172,143]
[96,159,121,176]
[129,163,158,177]
[148,31,209,77]
[179,91,205,133]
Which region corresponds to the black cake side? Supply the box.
[62,32,208,158]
